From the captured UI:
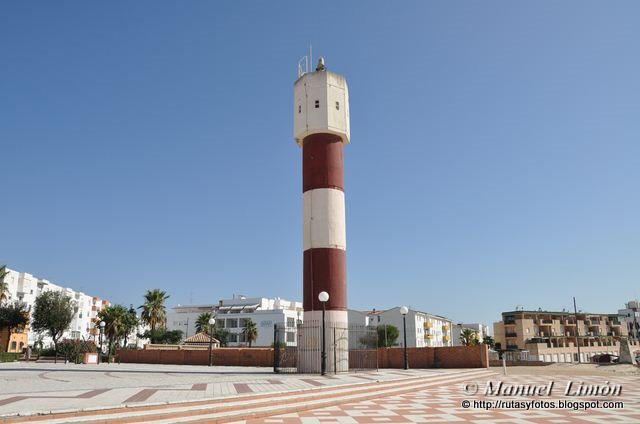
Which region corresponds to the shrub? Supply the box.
[58,339,98,364]
[0,352,19,362]
[35,347,57,357]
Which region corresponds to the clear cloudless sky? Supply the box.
[1,1,639,329]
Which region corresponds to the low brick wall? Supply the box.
[118,348,273,367]
[378,344,489,369]
[118,345,488,369]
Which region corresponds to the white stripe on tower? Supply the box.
[303,188,346,251]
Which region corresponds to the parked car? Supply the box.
[591,354,619,364]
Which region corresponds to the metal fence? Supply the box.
[273,321,378,373]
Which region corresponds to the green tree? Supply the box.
[0,301,30,352]
[214,328,230,347]
[31,291,74,360]
[159,329,183,344]
[358,331,379,349]
[139,328,183,344]
[377,325,399,347]
[481,335,495,349]
[195,312,213,335]
[139,289,169,334]
[98,304,130,361]
[242,319,258,347]
[460,328,479,346]
[0,266,10,305]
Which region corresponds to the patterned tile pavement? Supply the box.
[244,374,640,423]
[1,363,639,423]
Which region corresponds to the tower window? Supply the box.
[298,105,301,113]
[315,100,319,108]
[336,101,340,110]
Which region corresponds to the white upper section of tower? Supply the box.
[294,60,350,145]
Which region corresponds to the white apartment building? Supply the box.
[451,323,491,346]
[1,267,109,347]
[348,307,454,347]
[618,300,639,340]
[167,295,304,347]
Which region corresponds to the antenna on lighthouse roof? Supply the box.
[297,55,308,78]
[296,44,315,78]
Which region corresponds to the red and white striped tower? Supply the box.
[294,58,350,373]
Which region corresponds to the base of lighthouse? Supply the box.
[298,310,349,374]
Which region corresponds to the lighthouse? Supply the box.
[294,57,350,373]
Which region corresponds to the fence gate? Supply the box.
[273,322,378,374]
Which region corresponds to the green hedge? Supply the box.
[0,352,19,362]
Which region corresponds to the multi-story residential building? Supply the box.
[348,307,453,347]
[618,300,639,340]
[494,309,630,363]
[167,295,303,347]
[1,267,109,349]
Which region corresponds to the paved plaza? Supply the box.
[0,362,638,423]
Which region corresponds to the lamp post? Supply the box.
[98,321,105,364]
[400,306,409,370]
[135,314,139,348]
[318,291,329,375]
[208,317,216,367]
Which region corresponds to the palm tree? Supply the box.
[481,335,495,349]
[97,304,129,361]
[242,319,258,348]
[0,301,30,352]
[139,289,169,333]
[195,312,213,335]
[121,305,139,348]
[460,328,479,346]
[0,265,10,305]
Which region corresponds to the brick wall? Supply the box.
[118,348,273,367]
[378,345,489,369]
[118,345,488,369]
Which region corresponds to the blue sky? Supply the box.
[1,1,639,328]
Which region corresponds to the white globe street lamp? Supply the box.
[208,317,216,367]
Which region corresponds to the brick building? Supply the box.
[494,309,629,363]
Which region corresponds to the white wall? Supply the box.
[167,297,304,347]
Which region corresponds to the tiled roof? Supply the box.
[183,332,220,344]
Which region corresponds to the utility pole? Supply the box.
[573,297,581,364]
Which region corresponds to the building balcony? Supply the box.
[424,322,433,329]
[442,325,449,331]
[424,334,433,339]
[443,335,450,342]
[505,332,517,338]
[540,319,553,325]
[564,321,576,326]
